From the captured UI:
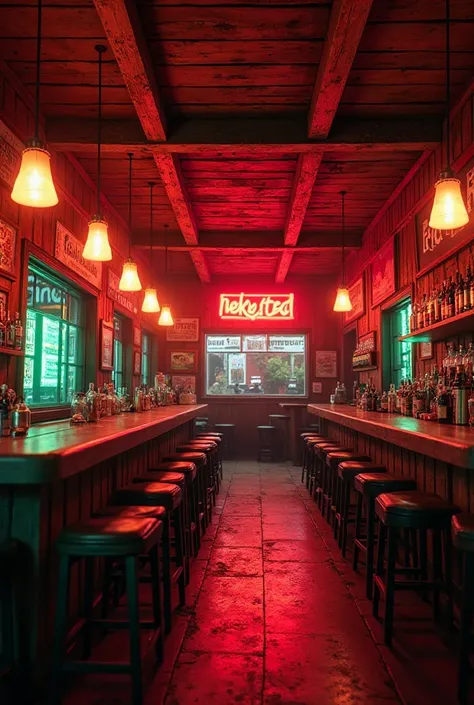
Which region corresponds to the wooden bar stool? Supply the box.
[214,423,235,459]
[301,435,330,486]
[268,414,291,460]
[51,516,163,705]
[334,461,387,557]
[194,434,224,482]
[451,513,474,705]
[325,452,370,526]
[177,441,218,518]
[257,425,277,462]
[317,445,352,515]
[163,452,208,532]
[353,474,418,599]
[303,436,331,493]
[373,490,459,646]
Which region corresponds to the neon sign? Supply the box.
[219,293,294,321]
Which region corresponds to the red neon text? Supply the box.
[219,293,295,321]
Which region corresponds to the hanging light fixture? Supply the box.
[158,224,174,326]
[142,182,161,313]
[429,0,469,230]
[83,45,112,262]
[11,0,58,207]
[333,190,352,313]
[119,153,142,291]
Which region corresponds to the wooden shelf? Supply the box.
[0,346,24,357]
[352,365,378,372]
[399,308,474,343]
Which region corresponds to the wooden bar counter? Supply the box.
[0,404,207,683]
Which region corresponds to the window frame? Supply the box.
[382,287,413,391]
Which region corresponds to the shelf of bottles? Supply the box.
[399,269,474,343]
[0,310,25,356]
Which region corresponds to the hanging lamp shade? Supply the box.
[83,215,112,261]
[429,173,469,230]
[142,287,160,313]
[119,258,142,291]
[333,287,352,312]
[158,305,174,327]
[11,140,58,208]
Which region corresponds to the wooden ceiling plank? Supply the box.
[284,153,322,247]
[190,250,211,284]
[308,0,374,139]
[92,0,166,141]
[275,251,294,283]
[154,152,199,246]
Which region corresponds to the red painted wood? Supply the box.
[284,154,322,246]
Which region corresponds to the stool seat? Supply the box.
[452,513,474,552]
[165,452,207,465]
[177,443,216,453]
[194,435,222,444]
[354,473,417,498]
[214,423,235,428]
[376,490,459,528]
[115,482,182,511]
[152,461,197,480]
[327,451,368,466]
[57,516,161,556]
[257,425,276,430]
[338,461,386,479]
[134,471,185,487]
[95,505,167,520]
[269,414,290,420]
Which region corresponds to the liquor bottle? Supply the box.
[5,311,14,348]
[447,277,455,317]
[427,291,434,327]
[409,305,417,333]
[14,313,23,351]
[380,391,388,412]
[437,385,452,424]
[452,364,469,425]
[433,286,441,323]
[464,267,472,311]
[405,381,413,417]
[417,299,424,329]
[470,266,474,310]
[422,295,429,328]
[456,273,465,315]
[388,384,397,413]
[413,381,425,418]
[86,383,100,422]
[440,281,447,320]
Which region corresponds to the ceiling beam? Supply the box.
[275,251,294,284]
[190,251,211,284]
[92,0,166,141]
[308,0,374,139]
[284,153,322,247]
[47,117,442,155]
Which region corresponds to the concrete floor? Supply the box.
[65,460,464,705]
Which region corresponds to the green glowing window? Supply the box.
[142,332,150,386]
[113,315,124,391]
[384,299,413,389]
[24,263,85,407]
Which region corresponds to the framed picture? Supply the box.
[0,217,17,279]
[172,375,196,392]
[371,237,396,308]
[170,350,197,372]
[166,318,200,342]
[100,320,114,370]
[0,291,8,316]
[133,326,141,347]
[419,341,433,360]
[133,349,141,376]
[344,276,365,324]
[312,382,322,394]
[315,350,337,378]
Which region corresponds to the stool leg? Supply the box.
[341,481,351,558]
[162,515,172,633]
[433,529,442,621]
[174,505,186,606]
[82,556,94,659]
[333,476,341,540]
[384,526,398,646]
[444,528,454,627]
[373,522,386,618]
[366,500,376,600]
[192,480,201,555]
[149,544,164,663]
[352,492,363,571]
[458,553,474,705]
[125,556,143,705]
[51,555,70,705]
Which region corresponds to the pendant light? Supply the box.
[333,190,352,313]
[11,0,58,207]
[119,153,142,291]
[429,0,469,230]
[141,182,161,313]
[158,224,174,327]
[82,45,112,262]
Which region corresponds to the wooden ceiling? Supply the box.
[2,0,474,281]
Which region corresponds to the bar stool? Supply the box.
[177,441,218,516]
[132,471,190,584]
[353,474,418,599]
[163,452,208,532]
[268,414,291,460]
[325,452,370,526]
[194,434,224,481]
[452,513,474,705]
[114,482,186,632]
[373,490,459,646]
[214,423,235,459]
[302,436,332,491]
[315,444,352,511]
[334,461,386,557]
[0,540,17,680]
[51,516,163,705]
[257,425,277,462]
[301,434,330,484]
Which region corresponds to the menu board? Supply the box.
[268,335,305,353]
[206,335,241,352]
[242,334,267,352]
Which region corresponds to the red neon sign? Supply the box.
[219,293,295,321]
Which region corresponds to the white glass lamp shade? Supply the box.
[119,258,142,291]
[141,288,160,313]
[333,287,352,312]
[11,142,59,208]
[158,305,174,326]
[82,215,112,261]
[429,175,469,230]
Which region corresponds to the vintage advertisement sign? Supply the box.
[344,277,365,324]
[0,217,16,279]
[219,293,294,321]
[206,335,241,353]
[107,269,137,314]
[268,335,305,353]
[242,334,267,352]
[371,237,395,307]
[0,120,23,188]
[166,317,199,342]
[55,222,102,289]
[416,160,474,275]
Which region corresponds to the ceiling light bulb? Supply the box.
[142,288,160,313]
[119,258,142,291]
[11,141,59,207]
[429,174,469,230]
[158,305,174,326]
[333,287,352,312]
[82,215,112,261]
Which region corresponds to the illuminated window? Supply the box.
[142,332,150,386]
[24,262,85,407]
[205,334,307,397]
[113,315,124,391]
[384,299,413,388]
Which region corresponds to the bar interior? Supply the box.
[1,1,474,704]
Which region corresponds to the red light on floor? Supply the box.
[219,293,295,321]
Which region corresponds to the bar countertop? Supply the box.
[0,404,208,484]
[308,403,474,469]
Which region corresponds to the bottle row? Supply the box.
[410,269,474,332]
[0,308,24,351]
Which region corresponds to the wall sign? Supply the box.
[0,218,16,279]
[133,350,141,376]
[315,350,337,378]
[219,293,294,321]
[268,335,305,353]
[172,375,196,392]
[371,237,395,307]
[166,317,199,342]
[242,334,267,352]
[344,277,365,324]
[55,221,102,289]
[0,120,23,188]
[206,335,241,352]
[312,382,322,394]
[170,350,197,372]
[107,269,137,314]
[416,159,474,275]
[100,320,114,371]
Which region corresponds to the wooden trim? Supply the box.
[284,154,322,246]
[190,251,211,284]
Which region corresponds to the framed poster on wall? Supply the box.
[166,318,199,342]
[172,375,196,392]
[100,320,114,370]
[315,350,337,378]
[133,350,141,376]
[170,350,197,372]
[344,276,365,324]
[371,237,395,307]
[0,217,16,279]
